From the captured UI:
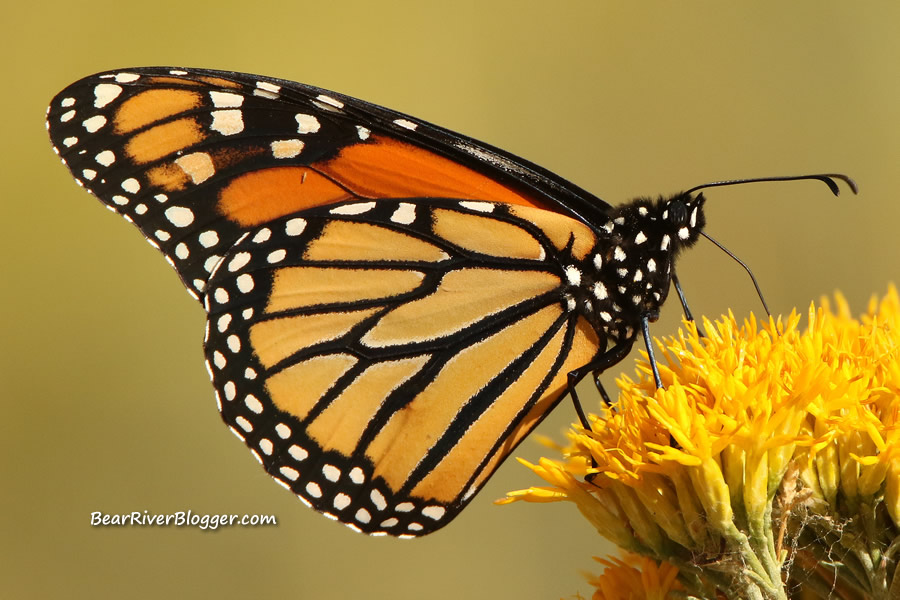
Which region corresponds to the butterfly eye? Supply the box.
[667,198,690,226]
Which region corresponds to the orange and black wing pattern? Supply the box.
[47,67,618,536]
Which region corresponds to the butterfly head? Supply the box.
[660,191,707,251]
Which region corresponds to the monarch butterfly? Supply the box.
[46,67,854,537]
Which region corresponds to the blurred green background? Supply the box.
[3,1,897,598]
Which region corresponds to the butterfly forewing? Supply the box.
[204,199,601,535]
[46,68,610,302]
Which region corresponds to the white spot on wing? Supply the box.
[349,467,364,484]
[121,178,140,193]
[211,109,244,135]
[254,81,281,99]
[82,115,107,132]
[330,202,376,215]
[244,394,263,414]
[422,506,446,520]
[174,152,215,184]
[93,83,122,108]
[285,218,306,236]
[458,201,494,213]
[210,91,244,107]
[356,125,370,140]
[95,150,115,166]
[217,314,232,332]
[295,113,321,133]
[227,252,251,272]
[393,118,417,130]
[316,94,344,109]
[204,255,223,273]
[267,249,287,263]
[199,230,219,248]
[322,465,341,482]
[370,489,387,511]
[252,228,272,243]
[270,139,304,158]
[280,466,300,481]
[114,72,140,83]
[236,274,254,293]
[289,445,308,461]
[390,202,416,224]
[165,206,195,227]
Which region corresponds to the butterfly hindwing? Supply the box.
[204,199,602,535]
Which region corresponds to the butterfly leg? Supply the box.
[591,370,613,406]
[640,314,664,389]
[671,272,706,338]
[566,339,635,430]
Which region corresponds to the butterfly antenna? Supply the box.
[700,231,770,317]
[686,173,857,317]
[685,173,858,197]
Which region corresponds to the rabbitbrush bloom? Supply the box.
[501,288,900,600]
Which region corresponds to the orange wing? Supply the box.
[47,67,614,536]
[203,198,602,535]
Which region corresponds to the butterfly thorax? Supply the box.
[571,192,707,344]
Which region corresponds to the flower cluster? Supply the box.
[501,288,900,599]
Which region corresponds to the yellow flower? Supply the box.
[501,287,900,599]
[586,555,681,600]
